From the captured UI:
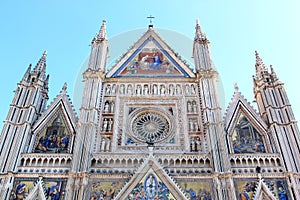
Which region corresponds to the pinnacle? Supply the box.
[233,82,239,92]
[61,82,67,92]
[92,20,107,43]
[33,50,47,73]
[254,50,268,77]
[194,19,206,41]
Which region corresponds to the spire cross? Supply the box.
[147,15,155,26]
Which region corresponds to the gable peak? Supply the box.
[233,82,239,93]
[60,82,67,94]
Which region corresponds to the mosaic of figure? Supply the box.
[34,115,70,153]
[231,115,265,154]
[235,179,289,200]
[12,182,28,199]
[178,181,212,200]
[265,180,289,200]
[127,172,175,200]
[10,179,66,200]
[90,181,125,200]
[236,180,256,200]
[121,41,181,76]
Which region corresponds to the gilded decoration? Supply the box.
[34,113,71,153]
[235,179,289,200]
[10,178,67,200]
[177,180,212,200]
[89,180,126,200]
[120,40,182,77]
[231,114,265,154]
[127,170,175,200]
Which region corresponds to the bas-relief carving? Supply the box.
[231,114,265,154]
[34,114,71,154]
[10,178,67,200]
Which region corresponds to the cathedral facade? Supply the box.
[0,20,299,200]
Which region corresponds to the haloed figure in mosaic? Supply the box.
[232,115,265,154]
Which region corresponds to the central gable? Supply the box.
[106,28,195,78]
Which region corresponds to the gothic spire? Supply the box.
[92,20,107,44]
[194,19,207,41]
[255,51,268,78]
[33,51,47,73]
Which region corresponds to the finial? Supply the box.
[62,82,67,92]
[255,51,267,77]
[147,15,155,28]
[99,20,106,39]
[33,50,47,73]
[234,83,239,92]
[195,19,206,41]
[92,20,107,43]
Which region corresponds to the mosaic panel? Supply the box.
[89,180,126,200]
[10,178,67,200]
[177,180,212,200]
[127,170,175,200]
[235,178,290,200]
[231,114,265,154]
[120,40,182,77]
[34,112,71,154]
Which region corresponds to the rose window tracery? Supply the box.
[128,108,173,143]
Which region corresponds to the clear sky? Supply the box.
[0,1,299,128]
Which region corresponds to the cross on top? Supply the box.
[147,15,155,27]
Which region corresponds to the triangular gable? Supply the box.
[252,178,277,200]
[106,28,195,78]
[31,86,77,153]
[224,90,268,136]
[25,178,47,200]
[114,155,188,199]
[32,86,77,135]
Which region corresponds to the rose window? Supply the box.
[129,108,173,143]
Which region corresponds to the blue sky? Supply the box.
[0,1,299,128]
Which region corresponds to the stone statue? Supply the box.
[110,101,114,113]
[187,102,192,112]
[102,119,108,132]
[108,119,113,131]
[105,85,111,95]
[104,102,109,113]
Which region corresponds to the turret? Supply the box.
[0,51,49,199]
[253,51,300,198]
[69,20,108,199]
[193,20,232,199]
